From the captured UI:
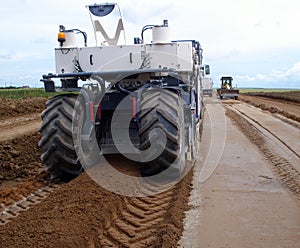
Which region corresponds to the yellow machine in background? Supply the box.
[217,76,239,100]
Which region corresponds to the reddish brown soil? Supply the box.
[0,173,49,207]
[0,170,192,247]
[0,133,43,184]
[0,94,192,247]
[0,97,46,120]
[0,133,47,206]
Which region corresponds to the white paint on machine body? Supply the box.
[55,42,193,76]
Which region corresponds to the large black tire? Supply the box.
[38,94,82,179]
[139,89,185,178]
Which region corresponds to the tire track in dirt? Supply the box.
[226,106,300,199]
[99,189,174,247]
[0,182,61,226]
[0,98,192,247]
[0,131,59,226]
[0,114,41,141]
[0,137,193,248]
[0,120,40,141]
[97,169,193,248]
[0,170,193,247]
[0,116,193,247]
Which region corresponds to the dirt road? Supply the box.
[0,114,40,141]
[0,95,299,247]
[180,97,300,247]
[239,94,300,123]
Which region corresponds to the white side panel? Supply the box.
[176,42,193,72]
[55,48,79,74]
[145,42,193,72]
[78,45,145,72]
[145,43,178,70]
[55,41,194,74]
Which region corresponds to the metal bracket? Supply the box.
[94,19,124,45]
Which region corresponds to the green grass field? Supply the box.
[1,87,299,101]
[0,88,60,99]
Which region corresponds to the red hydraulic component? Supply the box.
[89,101,95,122]
[97,102,102,119]
[131,97,137,119]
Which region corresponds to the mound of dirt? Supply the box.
[0,132,48,207]
[0,97,46,120]
[0,133,43,184]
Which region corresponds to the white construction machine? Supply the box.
[39,3,210,179]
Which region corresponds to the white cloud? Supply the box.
[222,62,300,88]
[280,62,300,78]
[256,74,268,80]
[235,75,256,81]
[256,62,300,81]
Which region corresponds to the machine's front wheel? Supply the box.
[139,89,186,178]
[39,94,82,179]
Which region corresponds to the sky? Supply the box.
[0,0,300,88]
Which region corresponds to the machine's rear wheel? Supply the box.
[139,89,185,178]
[39,94,82,179]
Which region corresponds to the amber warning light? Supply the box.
[58,25,66,46]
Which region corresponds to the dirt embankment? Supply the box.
[0,133,43,183]
[0,97,46,183]
[0,98,48,206]
[239,94,300,123]
[0,97,46,121]
[0,133,48,206]
[242,91,300,103]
